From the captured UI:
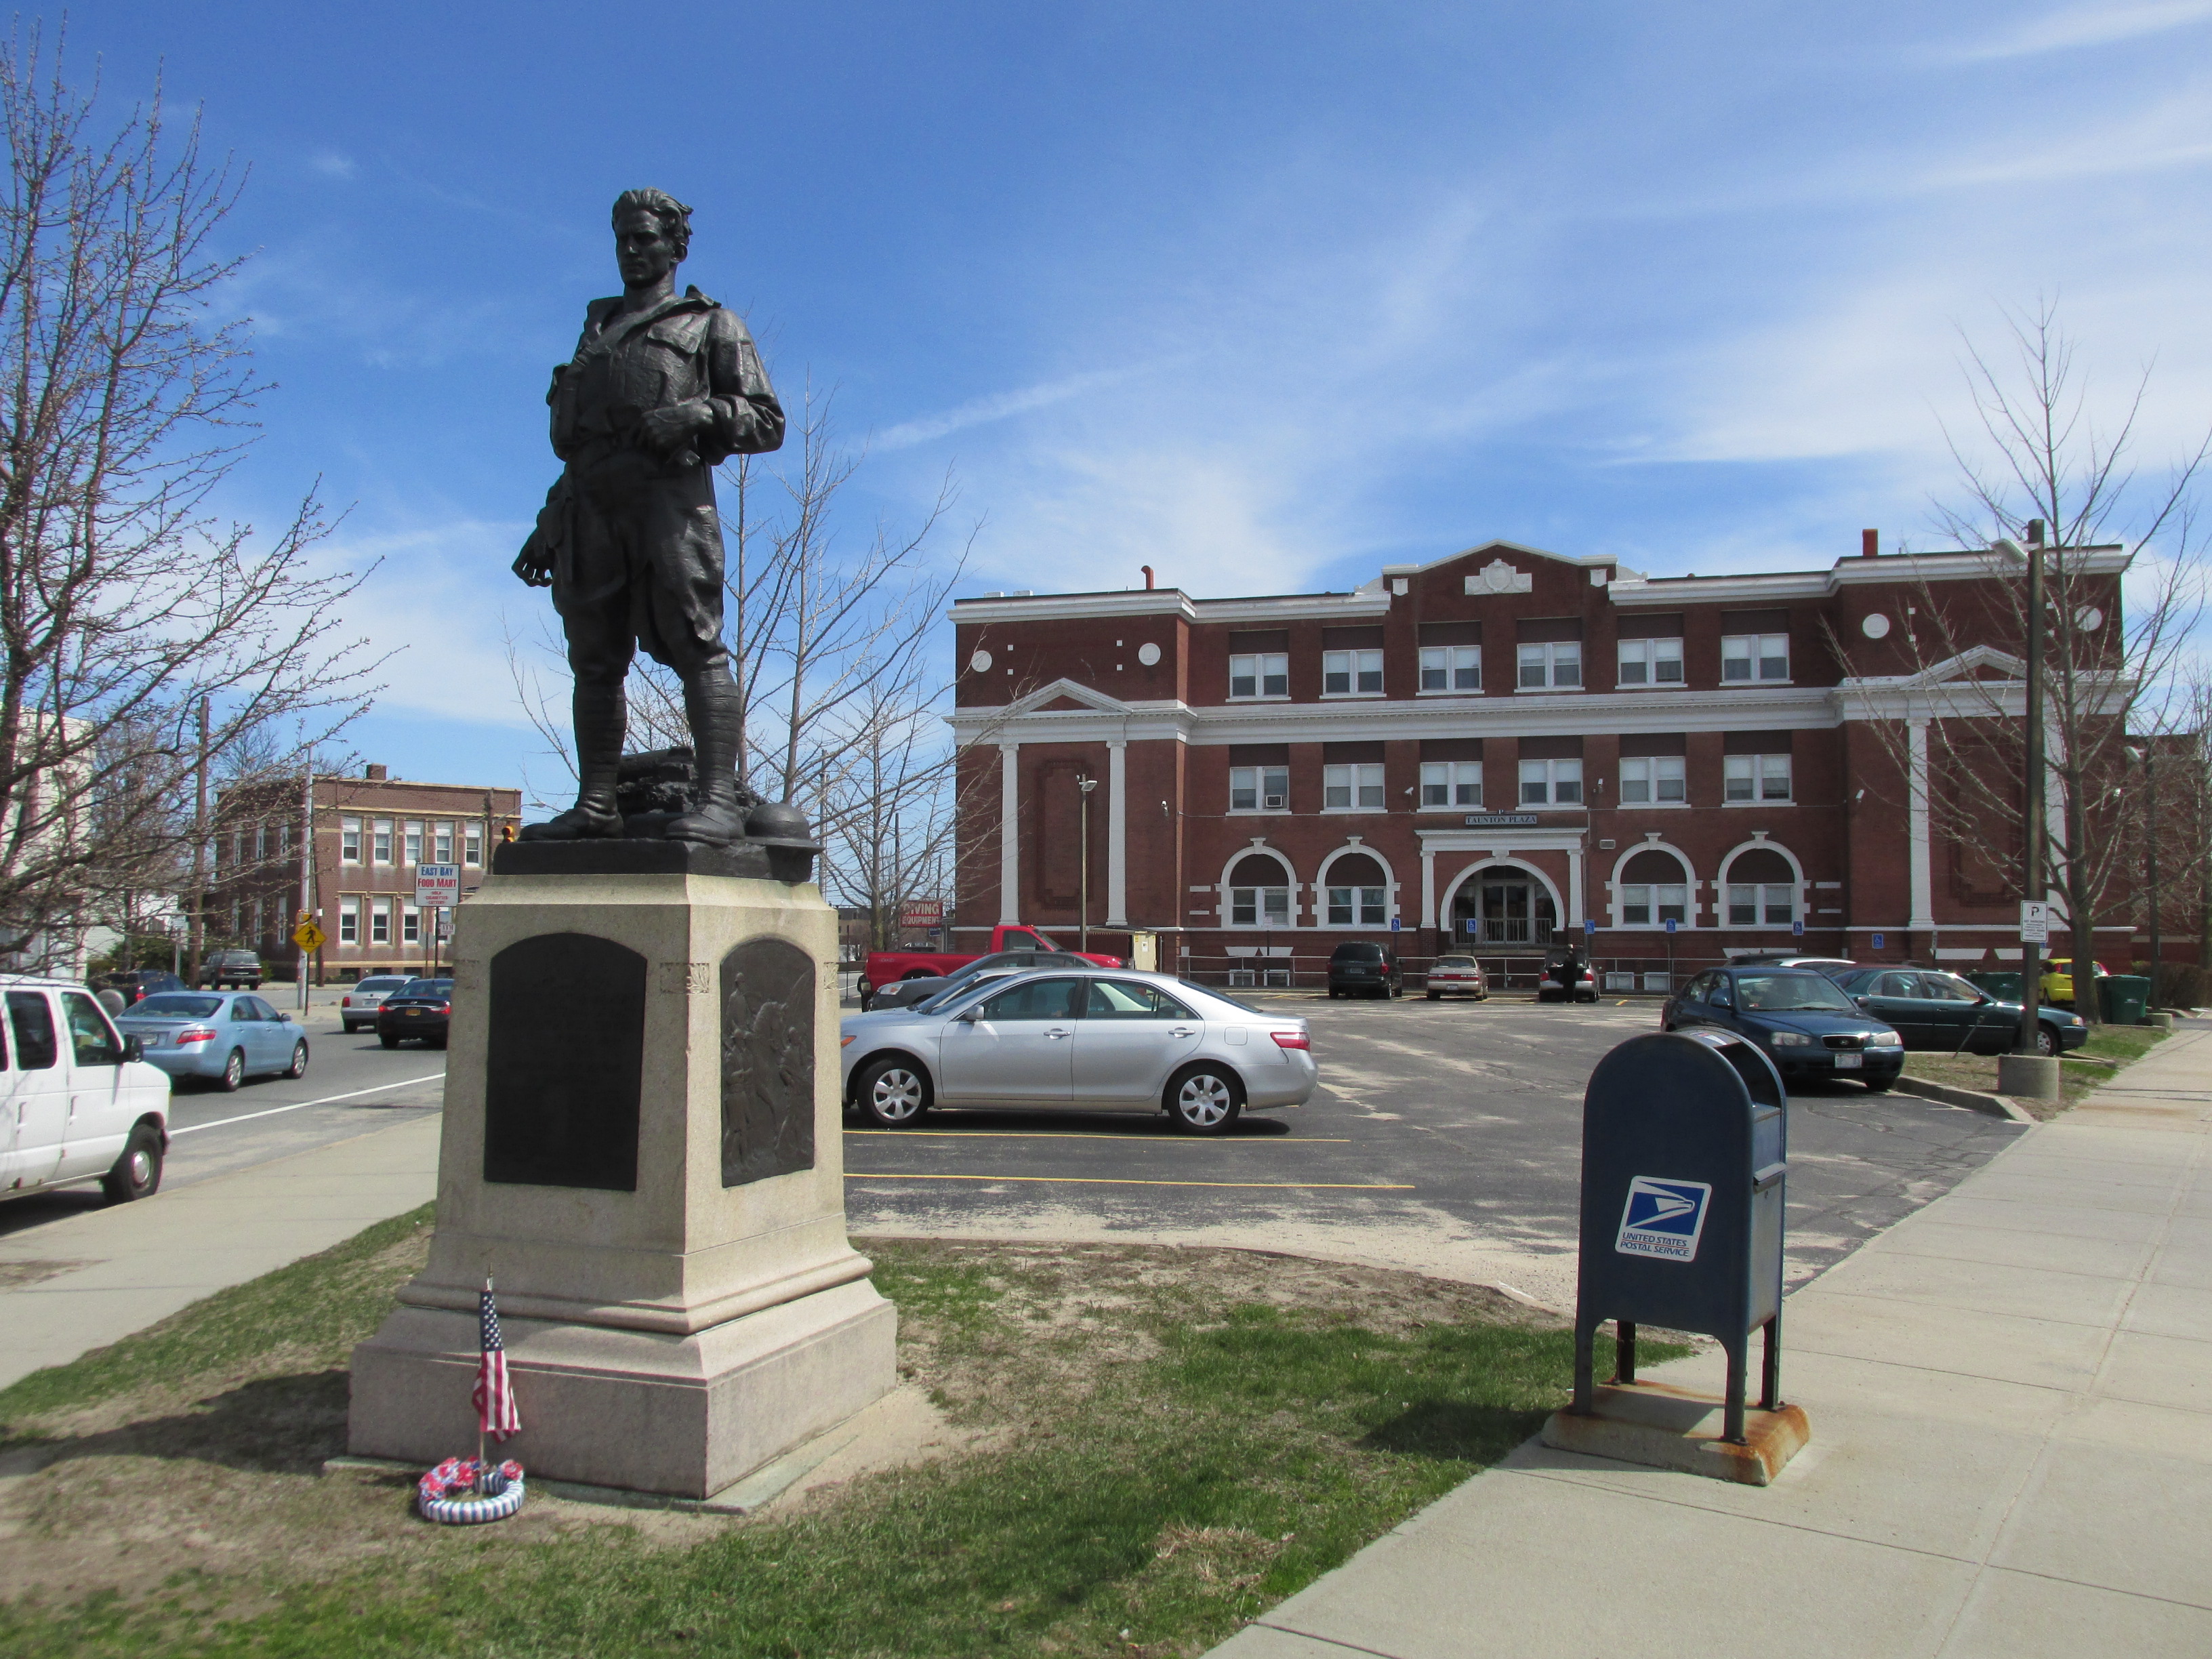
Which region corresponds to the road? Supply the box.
[0,989,447,1242]
[842,992,2027,1307]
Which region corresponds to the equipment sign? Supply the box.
[1614,1176,1713,1263]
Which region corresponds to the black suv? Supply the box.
[197,949,264,989]
[1328,941,1402,1000]
[94,968,187,1006]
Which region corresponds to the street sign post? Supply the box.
[2019,901,2051,945]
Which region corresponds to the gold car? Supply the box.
[2038,957,2107,1006]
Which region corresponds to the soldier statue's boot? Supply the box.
[519,682,626,840]
[666,669,745,845]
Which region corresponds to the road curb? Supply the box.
[1898,1074,2036,1124]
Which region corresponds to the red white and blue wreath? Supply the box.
[418,1278,527,1525]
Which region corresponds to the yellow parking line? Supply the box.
[845,1172,1413,1190]
[844,1129,1351,1143]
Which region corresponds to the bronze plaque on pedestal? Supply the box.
[720,937,815,1186]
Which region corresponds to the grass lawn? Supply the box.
[1902,1023,2169,1118]
[0,1216,1650,1658]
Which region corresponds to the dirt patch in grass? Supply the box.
[0,1229,1603,1658]
[1904,1025,2169,1120]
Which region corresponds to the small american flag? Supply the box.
[472,1278,522,1441]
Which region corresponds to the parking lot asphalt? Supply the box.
[842,991,2028,1309]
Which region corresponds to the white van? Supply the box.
[0,974,173,1205]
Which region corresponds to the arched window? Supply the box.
[1725,846,1797,927]
[1227,853,1292,928]
[1619,849,1690,927]
[1324,852,1388,926]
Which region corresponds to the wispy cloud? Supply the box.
[1945,0,2212,62]
[308,150,356,180]
[875,365,1155,450]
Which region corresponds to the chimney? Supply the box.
[1862,528,1879,558]
[1141,565,1155,590]
[365,764,388,781]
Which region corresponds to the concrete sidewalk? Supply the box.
[1214,1025,2212,1658]
[0,1113,441,1390]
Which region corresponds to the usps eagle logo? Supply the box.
[1614,1176,1713,1262]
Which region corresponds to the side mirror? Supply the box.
[956,1008,979,1023]
[122,1034,143,1061]
[1855,995,1871,1008]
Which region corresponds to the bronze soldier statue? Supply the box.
[513,188,785,845]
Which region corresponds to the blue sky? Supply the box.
[66,1,2212,799]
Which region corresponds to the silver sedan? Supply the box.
[840,969,1317,1134]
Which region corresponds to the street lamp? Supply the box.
[2128,742,2161,1004]
[1076,775,1099,951]
[1994,526,2047,1054]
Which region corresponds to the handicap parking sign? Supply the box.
[1614,1176,1713,1263]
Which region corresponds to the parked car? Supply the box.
[0,974,172,1204]
[92,968,188,1006]
[196,949,264,989]
[2039,958,2109,1008]
[341,974,416,1033]
[859,924,1123,1009]
[115,991,310,1091]
[1328,941,1402,999]
[1424,954,1489,1000]
[1726,954,1859,979]
[1537,947,1598,1004]
[376,977,453,1049]
[840,969,1317,1134]
[1832,967,2087,1057]
[864,950,1111,1015]
[1664,966,1904,1090]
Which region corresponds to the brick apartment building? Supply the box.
[211,765,523,981]
[948,533,2144,988]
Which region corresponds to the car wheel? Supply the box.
[1426,991,1439,1001]
[430,1036,448,1050]
[856,1056,930,1126]
[380,1033,400,1050]
[857,986,875,1012]
[1167,1064,1242,1134]
[1864,1077,1893,1093]
[2035,1024,2059,1057]
[286,1040,309,1079]
[101,1121,163,1204]
[216,1048,245,1092]
[1328,988,1340,999]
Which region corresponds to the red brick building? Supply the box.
[948,535,2139,988]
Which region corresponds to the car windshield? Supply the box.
[1435,956,1475,967]
[395,979,452,998]
[1332,944,1383,961]
[1734,973,1856,1012]
[131,994,225,1019]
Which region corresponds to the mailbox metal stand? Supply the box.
[1570,1028,1789,1446]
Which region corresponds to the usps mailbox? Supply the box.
[1572,1028,1788,1443]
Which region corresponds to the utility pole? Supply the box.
[2016,523,2049,1063]
[188,697,209,985]
[1077,774,1098,951]
[298,759,314,1012]
[2146,743,2163,1002]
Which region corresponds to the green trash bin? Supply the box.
[2100,975,2152,1025]
[1968,971,2024,1002]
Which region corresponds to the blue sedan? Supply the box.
[1663,966,1905,1090]
[114,992,310,1091]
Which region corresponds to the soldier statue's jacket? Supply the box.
[548,284,784,469]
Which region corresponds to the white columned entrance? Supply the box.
[1567,842,1584,928]
[998,744,1021,923]
[1105,739,1128,926]
[1907,718,1934,933]
[1420,847,1437,930]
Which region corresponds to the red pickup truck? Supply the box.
[860,925,1122,1002]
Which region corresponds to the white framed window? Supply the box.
[1326,885,1388,926]
[1617,637,1683,687]
[1229,766,1290,813]
[255,825,268,861]
[1722,633,1790,682]
[280,821,292,856]
[372,819,394,864]
[1322,649,1383,695]
[1728,884,1796,926]
[1323,763,1385,810]
[1620,884,1689,926]
[369,899,392,945]
[340,817,362,863]
[1418,646,1481,693]
[1619,756,1686,804]
[1229,884,1292,926]
[1420,761,1483,808]
[402,901,422,945]
[434,822,454,863]
[251,896,264,941]
[403,820,424,865]
[1517,641,1582,689]
[1229,653,1288,699]
[1724,754,1793,802]
[232,830,245,867]
[1519,758,1583,805]
[338,895,361,944]
[464,825,483,867]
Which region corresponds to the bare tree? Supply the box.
[1855,302,2207,1021]
[0,33,383,971]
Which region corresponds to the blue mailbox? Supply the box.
[1571,1028,1788,1443]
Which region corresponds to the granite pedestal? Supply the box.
[348,842,895,1499]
